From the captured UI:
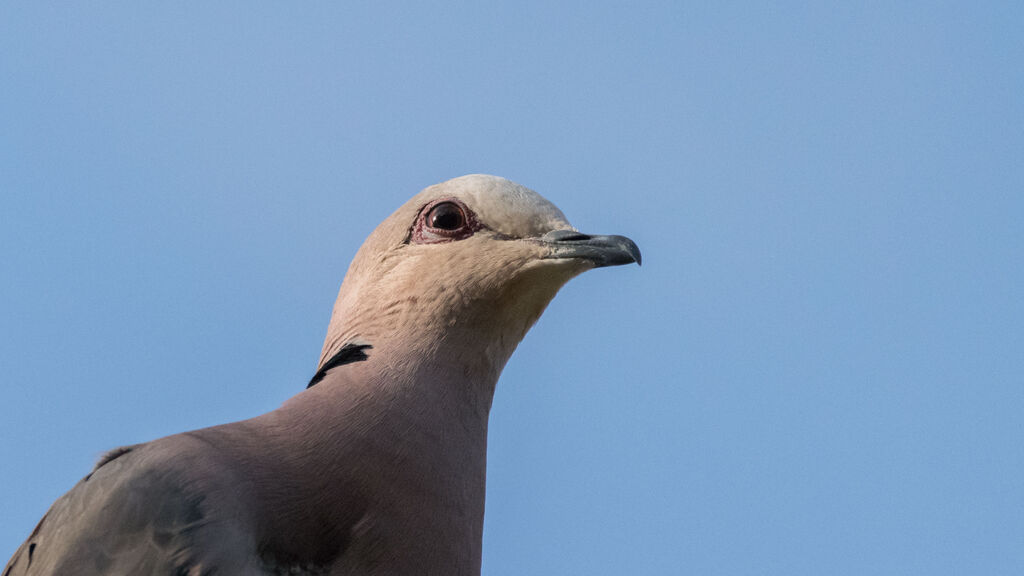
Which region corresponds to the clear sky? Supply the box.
[2,3,1022,574]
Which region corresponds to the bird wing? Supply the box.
[4,444,225,576]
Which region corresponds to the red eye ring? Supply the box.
[410,198,482,244]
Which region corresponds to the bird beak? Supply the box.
[538,229,642,268]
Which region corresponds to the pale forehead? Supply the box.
[419,174,573,237]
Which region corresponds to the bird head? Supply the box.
[319,175,640,373]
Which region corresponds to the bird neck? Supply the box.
[362,321,518,419]
[317,297,544,418]
[269,334,501,572]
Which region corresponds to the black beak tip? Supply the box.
[598,234,642,268]
[625,238,642,267]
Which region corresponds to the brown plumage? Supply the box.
[5,174,640,576]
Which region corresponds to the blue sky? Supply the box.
[2,2,1022,574]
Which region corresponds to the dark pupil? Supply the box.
[429,203,464,230]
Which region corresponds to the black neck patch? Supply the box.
[307,343,372,388]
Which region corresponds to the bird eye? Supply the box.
[410,199,480,244]
[426,202,466,231]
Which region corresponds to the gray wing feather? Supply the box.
[4,444,217,576]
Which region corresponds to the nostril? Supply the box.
[544,230,592,242]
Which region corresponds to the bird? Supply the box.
[4,174,641,576]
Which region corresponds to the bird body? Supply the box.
[5,175,640,575]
